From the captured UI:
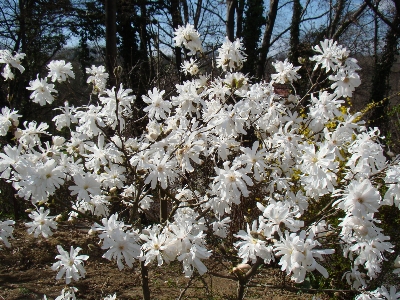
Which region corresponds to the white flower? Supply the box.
[145,154,177,189]
[101,229,141,270]
[212,161,253,202]
[216,37,247,71]
[0,220,15,248]
[26,75,58,105]
[0,107,21,136]
[374,286,400,300]
[309,91,344,129]
[52,101,78,130]
[55,287,78,300]
[0,50,25,80]
[1,64,14,80]
[75,105,105,137]
[69,173,102,202]
[334,179,381,215]
[51,245,89,284]
[176,133,204,172]
[271,59,301,84]
[15,159,66,203]
[86,65,108,93]
[394,255,400,276]
[211,217,231,238]
[311,39,346,71]
[0,144,22,179]
[238,141,268,181]
[171,80,203,116]
[274,231,334,283]
[329,68,361,98]
[257,200,304,237]
[234,221,274,264]
[14,121,49,147]
[104,294,117,300]
[25,207,57,238]
[142,87,171,120]
[99,84,136,130]
[140,227,176,266]
[173,23,203,55]
[47,60,75,82]
[181,58,199,75]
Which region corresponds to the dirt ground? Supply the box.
[0,221,331,300]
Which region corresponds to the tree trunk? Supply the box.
[256,0,279,79]
[105,0,117,86]
[288,0,302,65]
[242,0,265,76]
[193,0,202,29]
[236,0,245,39]
[141,261,151,300]
[139,1,150,94]
[169,0,184,81]
[227,0,237,41]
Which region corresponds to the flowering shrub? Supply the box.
[0,24,400,300]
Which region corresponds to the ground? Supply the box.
[0,221,330,300]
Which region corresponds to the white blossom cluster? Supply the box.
[0,26,399,299]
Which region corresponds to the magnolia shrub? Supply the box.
[0,24,400,300]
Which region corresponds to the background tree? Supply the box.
[366,0,400,136]
[241,0,265,77]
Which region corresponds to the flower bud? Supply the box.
[233,263,251,274]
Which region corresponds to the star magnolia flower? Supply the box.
[333,178,381,215]
[51,245,89,284]
[144,154,177,189]
[173,23,203,55]
[329,69,361,98]
[86,65,108,93]
[212,161,253,202]
[25,207,58,238]
[0,107,21,136]
[55,287,78,300]
[0,220,15,248]
[181,58,199,75]
[271,59,301,84]
[0,50,25,79]
[27,75,58,105]
[216,37,247,71]
[103,294,117,300]
[140,228,176,267]
[274,230,334,283]
[52,101,78,130]
[310,39,346,71]
[47,60,75,82]
[69,173,101,202]
[374,286,400,300]
[101,229,141,270]
[234,221,274,264]
[142,87,171,120]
